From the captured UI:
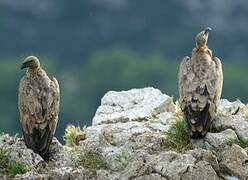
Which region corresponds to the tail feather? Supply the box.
[22,125,52,162]
[184,103,211,139]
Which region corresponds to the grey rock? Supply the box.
[187,148,220,173]
[205,129,238,148]
[0,134,44,167]
[82,121,165,154]
[14,172,44,180]
[133,174,166,180]
[213,115,248,139]
[218,99,246,116]
[151,151,196,179]
[4,88,248,179]
[14,167,118,180]
[219,144,248,178]
[102,146,132,171]
[45,167,94,180]
[183,161,220,180]
[50,147,80,168]
[7,141,44,167]
[214,99,248,139]
[50,137,63,154]
[92,87,174,125]
[118,155,151,180]
[0,175,8,180]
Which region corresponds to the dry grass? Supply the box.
[63,124,86,146]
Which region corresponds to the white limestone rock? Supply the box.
[92,87,175,125]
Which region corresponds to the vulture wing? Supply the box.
[178,54,222,138]
[212,57,223,105]
[19,70,60,161]
[178,56,190,106]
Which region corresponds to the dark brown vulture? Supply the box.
[178,27,223,138]
[18,56,60,161]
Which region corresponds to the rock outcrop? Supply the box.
[0,87,248,179]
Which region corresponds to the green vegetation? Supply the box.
[6,161,31,176]
[1,1,248,140]
[164,117,193,151]
[0,49,248,140]
[63,124,86,146]
[226,138,248,148]
[78,151,108,170]
[0,148,9,173]
[0,148,31,176]
[114,150,132,169]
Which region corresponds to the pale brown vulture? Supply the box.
[18,56,60,161]
[178,27,223,138]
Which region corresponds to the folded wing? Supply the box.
[19,73,60,161]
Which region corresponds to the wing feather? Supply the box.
[178,56,190,108]
[19,69,60,161]
[213,57,223,105]
[178,52,223,138]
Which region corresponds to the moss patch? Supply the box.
[78,151,108,170]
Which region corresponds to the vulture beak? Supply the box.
[20,61,31,70]
[204,27,212,34]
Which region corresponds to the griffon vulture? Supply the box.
[178,27,223,138]
[18,56,60,161]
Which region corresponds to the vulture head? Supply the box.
[21,56,41,70]
[195,27,212,48]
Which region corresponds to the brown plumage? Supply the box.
[178,27,223,138]
[18,56,60,161]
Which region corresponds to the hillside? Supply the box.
[0,0,248,60]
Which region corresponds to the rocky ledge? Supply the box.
[1,87,248,180]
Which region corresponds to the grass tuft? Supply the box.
[63,124,86,146]
[6,161,31,176]
[164,117,193,151]
[78,151,108,170]
[0,148,30,176]
[245,104,248,121]
[0,148,9,171]
[175,100,183,117]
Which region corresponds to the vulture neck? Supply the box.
[193,46,212,58]
[26,67,42,77]
[196,44,208,52]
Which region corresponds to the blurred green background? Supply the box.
[0,0,247,139]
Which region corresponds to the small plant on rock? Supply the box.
[63,124,86,146]
[0,148,9,173]
[114,150,132,169]
[226,138,248,148]
[6,161,31,176]
[0,148,31,176]
[78,150,108,170]
[175,100,183,117]
[245,104,248,121]
[164,117,193,151]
